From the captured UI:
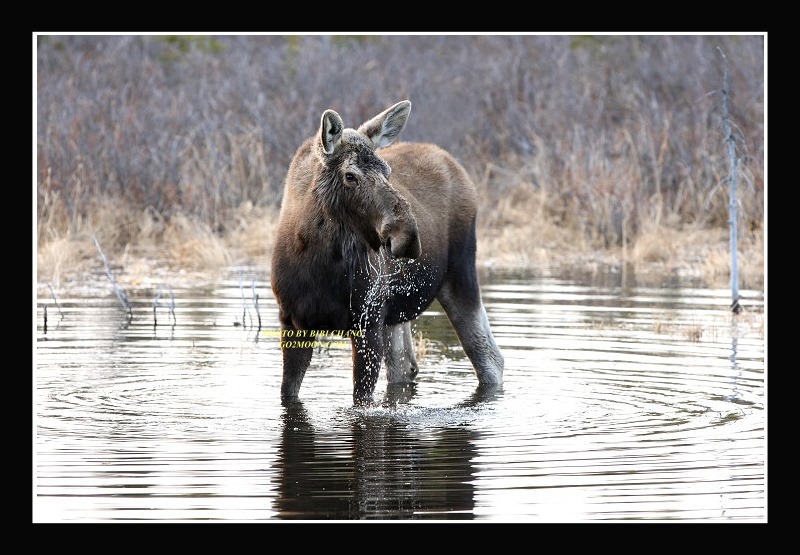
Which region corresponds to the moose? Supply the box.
[271,100,503,404]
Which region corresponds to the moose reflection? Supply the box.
[274,386,500,519]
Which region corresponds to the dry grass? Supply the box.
[472,179,764,290]
[413,331,430,359]
[736,308,765,338]
[36,234,97,288]
[222,202,279,261]
[476,181,590,270]
[160,213,233,269]
[682,323,704,342]
[36,195,278,287]
[652,316,668,335]
[36,194,764,292]
[652,319,707,342]
[652,309,764,342]
[629,224,764,289]
[36,36,763,292]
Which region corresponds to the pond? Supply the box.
[34,264,765,522]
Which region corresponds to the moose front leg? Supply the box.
[351,326,384,405]
[280,329,314,403]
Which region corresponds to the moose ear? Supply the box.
[358,100,411,149]
[320,109,344,155]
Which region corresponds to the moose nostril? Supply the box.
[410,233,421,259]
[387,231,421,260]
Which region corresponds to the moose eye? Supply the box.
[344,172,357,184]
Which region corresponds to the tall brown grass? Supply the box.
[36,35,764,290]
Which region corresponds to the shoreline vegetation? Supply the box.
[36,201,764,293]
[36,35,765,294]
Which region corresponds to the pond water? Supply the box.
[33,265,766,522]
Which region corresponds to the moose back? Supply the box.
[271,100,503,404]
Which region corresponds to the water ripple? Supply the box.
[35,267,765,521]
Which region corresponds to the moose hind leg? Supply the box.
[384,321,419,384]
[438,279,504,384]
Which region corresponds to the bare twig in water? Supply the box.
[152,286,176,327]
[252,280,261,331]
[47,283,64,321]
[92,235,132,318]
[169,287,176,326]
[43,283,64,333]
[152,287,162,326]
[238,268,249,328]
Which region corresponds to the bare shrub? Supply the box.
[36,34,764,284]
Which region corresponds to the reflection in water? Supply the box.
[35,266,765,521]
[725,319,742,404]
[275,387,497,519]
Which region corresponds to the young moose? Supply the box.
[271,100,503,404]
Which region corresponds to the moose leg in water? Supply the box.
[435,214,502,384]
[438,278,504,385]
[384,321,419,384]
[279,325,313,400]
[351,324,385,403]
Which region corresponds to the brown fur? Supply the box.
[271,100,503,404]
